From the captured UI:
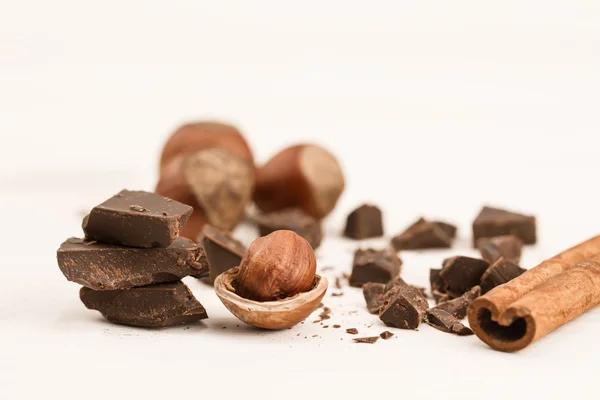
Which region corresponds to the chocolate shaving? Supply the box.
[425,309,473,336]
[346,328,359,335]
[353,336,379,344]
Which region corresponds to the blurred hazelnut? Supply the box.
[253,144,345,219]
[214,230,328,329]
[155,122,255,237]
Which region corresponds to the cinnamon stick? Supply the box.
[468,235,600,352]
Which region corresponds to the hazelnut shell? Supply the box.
[215,267,328,329]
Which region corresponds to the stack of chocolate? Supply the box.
[56,190,210,327]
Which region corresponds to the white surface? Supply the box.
[2,1,600,399]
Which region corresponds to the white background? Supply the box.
[1,1,600,399]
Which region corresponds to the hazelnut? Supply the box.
[155,122,255,237]
[214,230,328,329]
[253,144,345,219]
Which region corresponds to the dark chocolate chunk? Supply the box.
[362,282,388,314]
[434,286,481,319]
[346,328,359,335]
[430,268,445,294]
[349,248,402,287]
[472,206,536,246]
[197,225,246,284]
[57,237,209,290]
[83,190,192,248]
[380,331,394,340]
[80,281,207,327]
[432,221,457,239]
[256,208,322,249]
[439,256,489,298]
[480,257,526,293]
[391,218,454,251]
[477,235,523,264]
[353,336,379,344]
[343,204,384,240]
[379,284,428,330]
[425,309,473,336]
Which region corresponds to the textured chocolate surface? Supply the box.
[362,282,388,314]
[379,284,428,330]
[197,225,246,284]
[477,235,523,264]
[425,309,473,336]
[440,256,489,298]
[57,237,209,290]
[256,208,322,249]
[349,248,402,287]
[343,204,384,240]
[83,190,192,248]
[391,218,455,250]
[80,281,207,327]
[433,286,481,319]
[480,257,526,293]
[472,206,536,246]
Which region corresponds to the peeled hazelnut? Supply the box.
[214,230,328,329]
[253,144,345,219]
[155,122,255,237]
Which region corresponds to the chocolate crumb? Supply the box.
[346,328,359,335]
[353,336,379,344]
[331,292,344,297]
[162,212,168,216]
[312,335,318,338]
[129,205,147,212]
[323,325,329,328]
[335,277,342,289]
[333,325,341,329]
[380,331,394,339]
[321,266,335,272]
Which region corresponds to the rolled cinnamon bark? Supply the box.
[468,235,600,352]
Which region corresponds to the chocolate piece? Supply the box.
[335,277,342,289]
[391,218,454,251]
[432,221,457,239]
[472,206,536,246]
[353,336,379,344]
[343,204,384,240]
[197,225,246,284]
[80,281,207,327]
[57,237,209,290]
[333,324,341,328]
[83,190,192,248]
[256,208,322,249]
[480,257,526,293]
[349,248,402,287]
[380,331,394,339]
[362,282,387,314]
[433,290,450,304]
[434,286,481,319]
[425,309,473,336]
[440,256,489,298]
[379,284,428,329]
[346,328,359,335]
[331,292,343,297]
[477,235,523,264]
[430,268,445,293]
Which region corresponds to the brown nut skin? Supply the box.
[215,267,328,329]
[155,121,255,238]
[159,121,254,168]
[253,144,345,219]
[236,230,316,302]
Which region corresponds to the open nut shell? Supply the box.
[214,267,328,329]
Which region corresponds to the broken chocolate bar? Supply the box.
[477,235,523,264]
[425,309,473,336]
[57,237,209,290]
[472,206,536,246]
[83,190,192,248]
[256,208,322,249]
[80,281,207,327]
[379,284,428,330]
[349,248,402,287]
[197,224,246,284]
[480,257,526,293]
[391,218,455,251]
[439,256,489,298]
[353,336,379,344]
[433,286,481,319]
[343,204,384,240]
[362,282,388,314]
